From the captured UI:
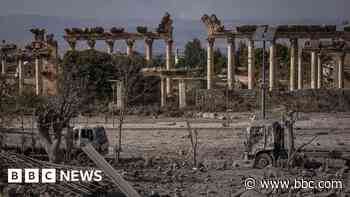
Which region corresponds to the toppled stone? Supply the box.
[203,159,228,170]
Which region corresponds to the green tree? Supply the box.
[276,43,289,65]
[214,48,227,74]
[62,49,160,110]
[111,54,160,106]
[0,75,16,128]
[178,38,206,69]
[238,41,248,68]
[62,49,113,105]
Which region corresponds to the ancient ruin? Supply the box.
[201,14,350,91]
[64,13,174,106]
[2,11,350,197]
[0,29,58,96]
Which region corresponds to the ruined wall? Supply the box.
[192,89,350,112]
[193,89,257,112]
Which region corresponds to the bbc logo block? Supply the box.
[42,169,56,183]
[8,169,57,183]
[24,169,39,183]
[8,169,22,183]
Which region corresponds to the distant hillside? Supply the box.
[0,14,343,56]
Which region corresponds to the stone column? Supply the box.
[126,39,135,56]
[87,39,96,50]
[145,38,154,61]
[68,40,76,51]
[269,40,276,91]
[248,39,255,89]
[310,51,317,89]
[297,47,303,89]
[178,79,187,109]
[160,77,167,107]
[1,56,5,75]
[317,53,323,89]
[166,39,173,94]
[116,81,124,109]
[18,57,24,95]
[227,37,235,90]
[35,56,42,95]
[207,38,215,90]
[337,53,345,89]
[290,39,298,91]
[106,40,115,54]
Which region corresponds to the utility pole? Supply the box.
[108,79,123,161]
[252,26,277,120]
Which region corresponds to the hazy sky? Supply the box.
[1,0,349,22]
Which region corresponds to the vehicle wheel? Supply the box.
[254,153,273,169]
[77,152,88,163]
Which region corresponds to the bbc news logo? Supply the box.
[8,169,103,183]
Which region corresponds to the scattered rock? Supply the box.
[240,190,267,197]
[203,159,228,170]
[232,160,254,168]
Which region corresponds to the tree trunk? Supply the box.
[38,126,64,163]
[287,121,295,157]
[286,120,295,168]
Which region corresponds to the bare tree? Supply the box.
[111,54,158,161]
[0,75,15,128]
[36,68,85,163]
[185,120,199,167]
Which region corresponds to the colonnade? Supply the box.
[15,53,44,96]
[205,37,347,91]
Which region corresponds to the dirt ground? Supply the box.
[3,112,350,196]
[98,112,350,196]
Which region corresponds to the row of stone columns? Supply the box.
[206,37,346,91]
[207,37,237,90]
[206,37,250,90]
[309,51,345,89]
[66,37,174,107]
[67,38,156,58]
[16,55,42,96]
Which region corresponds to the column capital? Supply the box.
[125,39,135,47]
[16,49,26,59]
[247,39,254,46]
[290,38,298,46]
[227,37,235,44]
[87,39,96,49]
[33,52,42,58]
[106,40,115,54]
[67,40,76,50]
[207,37,215,46]
[145,37,154,46]
[165,38,173,45]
